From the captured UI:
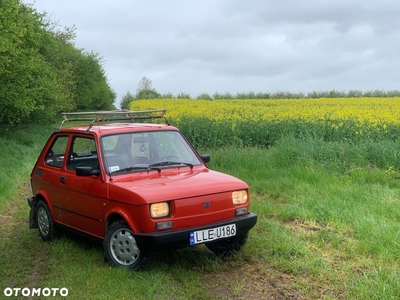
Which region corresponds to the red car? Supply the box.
[28,110,257,269]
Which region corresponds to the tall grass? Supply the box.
[0,124,54,211]
[208,139,400,298]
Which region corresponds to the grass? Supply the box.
[205,139,400,298]
[1,123,400,299]
[0,124,55,211]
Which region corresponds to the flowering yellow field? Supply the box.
[130,98,400,147]
[130,98,400,125]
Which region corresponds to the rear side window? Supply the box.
[45,136,68,168]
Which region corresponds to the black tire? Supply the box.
[36,200,58,241]
[205,232,249,255]
[104,221,143,270]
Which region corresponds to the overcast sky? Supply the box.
[27,0,400,105]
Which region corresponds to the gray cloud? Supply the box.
[28,0,400,104]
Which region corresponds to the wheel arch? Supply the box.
[105,211,139,234]
[33,192,56,219]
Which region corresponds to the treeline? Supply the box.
[1,0,116,129]
[121,78,400,109]
[199,89,400,100]
[122,88,400,108]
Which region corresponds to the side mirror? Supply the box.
[76,166,100,176]
[201,154,210,163]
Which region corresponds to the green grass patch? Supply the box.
[2,124,400,298]
[0,124,54,211]
[207,138,400,297]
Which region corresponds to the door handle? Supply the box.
[60,176,66,184]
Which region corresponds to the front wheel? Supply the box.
[104,221,143,270]
[205,232,249,255]
[36,200,58,241]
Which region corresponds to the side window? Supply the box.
[45,136,68,168]
[67,137,99,171]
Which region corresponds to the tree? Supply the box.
[135,76,160,100]
[0,0,116,128]
[136,76,152,94]
[196,93,212,100]
[136,89,161,100]
[0,0,72,126]
[120,92,135,109]
[73,50,116,110]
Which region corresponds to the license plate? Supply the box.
[190,224,236,245]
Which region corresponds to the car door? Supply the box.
[39,134,69,221]
[57,135,107,237]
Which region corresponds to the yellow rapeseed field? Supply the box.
[130,98,400,125]
[130,98,400,147]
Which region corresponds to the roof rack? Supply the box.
[58,109,169,131]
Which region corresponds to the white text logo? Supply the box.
[4,287,68,297]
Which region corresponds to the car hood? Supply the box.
[107,167,248,204]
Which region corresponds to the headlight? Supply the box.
[150,202,169,218]
[232,190,248,205]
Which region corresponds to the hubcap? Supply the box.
[109,228,140,266]
[37,207,50,236]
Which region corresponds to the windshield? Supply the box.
[101,130,202,174]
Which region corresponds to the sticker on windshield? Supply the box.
[108,166,120,173]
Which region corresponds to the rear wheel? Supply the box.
[104,221,143,270]
[205,232,249,255]
[36,200,58,241]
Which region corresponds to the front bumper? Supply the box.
[134,212,257,252]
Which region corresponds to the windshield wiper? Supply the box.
[110,162,194,174]
[149,161,193,169]
[110,165,159,174]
